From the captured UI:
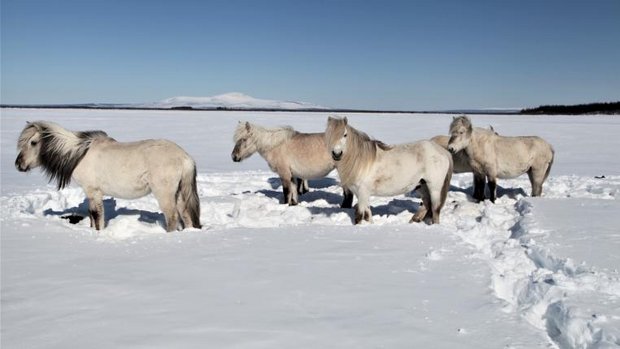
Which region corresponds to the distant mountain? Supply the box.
[143,92,327,110]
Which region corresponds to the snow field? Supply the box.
[2,170,619,348]
[2,109,619,348]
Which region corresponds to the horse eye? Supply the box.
[30,140,38,146]
[343,133,348,138]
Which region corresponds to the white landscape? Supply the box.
[1,108,619,348]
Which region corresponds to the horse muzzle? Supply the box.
[231,153,241,162]
[15,156,29,172]
[331,150,343,161]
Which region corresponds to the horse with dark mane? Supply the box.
[15,121,201,232]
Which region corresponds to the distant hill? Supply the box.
[521,102,620,115]
[142,92,327,110]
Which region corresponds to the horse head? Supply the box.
[325,116,348,161]
[231,121,258,162]
[447,115,473,154]
[15,122,44,172]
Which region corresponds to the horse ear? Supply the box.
[328,116,334,122]
[343,116,348,125]
[245,121,250,131]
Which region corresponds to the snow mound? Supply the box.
[148,92,327,110]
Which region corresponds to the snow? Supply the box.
[145,92,327,110]
[1,108,619,348]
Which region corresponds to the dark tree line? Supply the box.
[521,102,620,115]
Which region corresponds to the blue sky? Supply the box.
[1,0,619,110]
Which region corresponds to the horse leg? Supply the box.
[472,172,486,202]
[340,186,354,209]
[296,178,309,195]
[280,173,298,205]
[354,191,372,224]
[282,181,290,205]
[410,183,431,223]
[528,167,545,197]
[161,198,180,232]
[86,190,104,230]
[152,186,180,232]
[487,177,497,203]
[429,184,445,225]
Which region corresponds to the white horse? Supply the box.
[232,121,353,207]
[447,115,554,202]
[15,121,201,232]
[430,125,497,201]
[325,116,453,224]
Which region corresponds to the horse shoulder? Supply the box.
[261,143,288,172]
[430,135,449,149]
[464,133,491,172]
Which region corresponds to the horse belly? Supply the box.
[79,164,152,200]
[291,165,333,179]
[101,181,151,199]
[289,154,334,179]
[369,170,421,197]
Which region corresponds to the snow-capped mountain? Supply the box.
[147,92,326,110]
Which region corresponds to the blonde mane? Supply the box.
[234,122,298,153]
[325,118,391,186]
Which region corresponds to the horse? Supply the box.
[232,121,353,207]
[325,116,453,225]
[15,121,201,232]
[430,125,497,200]
[447,115,554,202]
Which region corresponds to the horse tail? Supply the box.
[179,159,202,229]
[440,156,454,209]
[543,145,555,183]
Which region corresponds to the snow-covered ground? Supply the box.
[1,108,619,348]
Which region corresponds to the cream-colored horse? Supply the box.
[431,125,497,201]
[325,116,453,224]
[15,121,201,232]
[447,115,554,202]
[232,121,353,207]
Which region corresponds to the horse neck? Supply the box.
[253,126,294,154]
[337,130,377,186]
[38,124,104,189]
[465,129,492,160]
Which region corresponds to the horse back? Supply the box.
[273,132,335,179]
[492,135,554,178]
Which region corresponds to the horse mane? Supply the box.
[24,121,109,189]
[326,118,391,186]
[449,115,473,133]
[234,122,298,152]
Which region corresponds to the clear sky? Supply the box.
[1,0,619,110]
